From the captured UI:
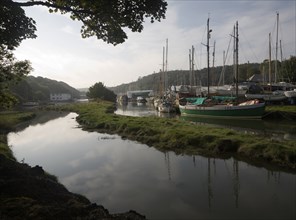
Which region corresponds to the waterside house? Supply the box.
[50,93,72,102]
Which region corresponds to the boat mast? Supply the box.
[275,12,279,84]
[165,38,168,91]
[192,45,195,86]
[269,33,272,87]
[223,50,225,86]
[212,41,216,88]
[235,21,239,98]
[232,22,239,98]
[189,49,192,86]
[233,25,235,88]
[161,46,165,97]
[207,18,212,96]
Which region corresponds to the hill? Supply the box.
[10,76,81,103]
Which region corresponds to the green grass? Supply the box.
[266,105,296,113]
[0,111,36,131]
[0,111,35,159]
[52,101,296,170]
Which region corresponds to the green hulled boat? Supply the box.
[179,99,266,119]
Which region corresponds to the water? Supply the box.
[8,112,296,220]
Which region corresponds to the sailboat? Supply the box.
[179,20,266,119]
[156,39,176,113]
[245,12,287,103]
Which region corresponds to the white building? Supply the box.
[50,93,72,101]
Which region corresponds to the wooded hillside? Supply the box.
[10,76,81,103]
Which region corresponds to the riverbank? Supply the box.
[0,111,145,219]
[53,101,296,171]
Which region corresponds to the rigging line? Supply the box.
[239,27,260,62]
[278,18,286,60]
[193,45,199,70]
[198,19,209,69]
[218,30,233,86]
[270,35,276,61]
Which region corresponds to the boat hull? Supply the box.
[245,93,287,102]
[284,90,296,98]
[179,103,265,119]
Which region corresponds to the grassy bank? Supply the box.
[0,111,36,159]
[266,105,296,113]
[53,101,296,171]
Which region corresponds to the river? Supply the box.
[8,111,296,220]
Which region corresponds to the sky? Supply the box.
[14,0,296,89]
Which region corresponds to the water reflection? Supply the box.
[8,113,296,220]
[15,111,69,131]
[115,102,158,117]
[164,152,172,180]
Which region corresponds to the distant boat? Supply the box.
[180,20,265,119]
[136,96,147,103]
[245,90,287,102]
[158,100,175,113]
[284,89,296,98]
[215,84,248,97]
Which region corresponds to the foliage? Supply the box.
[0,46,33,109]
[11,0,167,45]
[87,82,116,102]
[279,56,296,83]
[0,0,36,109]
[0,0,37,50]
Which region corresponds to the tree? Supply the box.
[1,0,37,50]
[279,56,296,83]
[0,46,32,108]
[87,82,116,102]
[8,0,168,45]
[0,0,36,108]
